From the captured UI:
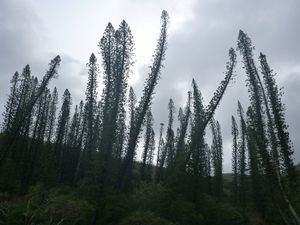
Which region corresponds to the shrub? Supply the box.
[203,206,243,225]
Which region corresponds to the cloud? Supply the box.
[0,0,88,115]
[0,0,48,118]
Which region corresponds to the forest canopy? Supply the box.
[0,10,299,225]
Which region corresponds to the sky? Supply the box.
[0,0,300,172]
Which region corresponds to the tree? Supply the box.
[246,106,270,220]
[237,101,246,216]
[231,115,239,206]
[80,53,99,177]
[63,104,84,184]
[2,72,20,132]
[210,118,223,200]
[184,48,237,169]
[189,79,206,202]
[260,53,296,180]
[54,89,72,180]
[155,122,165,183]
[92,19,135,225]
[119,10,169,190]
[147,129,156,177]
[20,88,51,193]
[46,87,58,143]
[98,20,134,175]
[141,110,154,181]
[165,99,176,170]
[174,91,191,172]
[0,56,61,171]
[238,31,300,224]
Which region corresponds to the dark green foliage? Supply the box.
[0,185,94,225]
[129,184,203,225]
[203,206,243,225]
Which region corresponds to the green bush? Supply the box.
[0,184,94,225]
[168,198,204,225]
[130,183,204,225]
[203,206,243,225]
[102,193,130,224]
[130,183,172,216]
[4,202,26,225]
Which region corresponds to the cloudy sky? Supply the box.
[1,0,300,172]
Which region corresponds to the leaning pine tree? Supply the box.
[119,10,169,190]
[238,30,300,225]
[260,53,296,181]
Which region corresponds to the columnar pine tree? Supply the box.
[141,110,154,181]
[168,92,191,195]
[54,89,71,180]
[2,72,20,132]
[14,65,33,139]
[46,87,58,143]
[246,106,269,219]
[237,101,246,216]
[128,87,137,131]
[92,18,138,225]
[231,115,239,206]
[73,100,86,182]
[66,104,80,183]
[0,56,61,170]
[237,30,270,173]
[205,143,212,193]
[238,30,279,222]
[183,48,236,173]
[113,109,126,160]
[239,30,300,224]
[260,53,296,180]
[147,129,156,180]
[79,53,99,177]
[210,118,223,201]
[174,91,191,171]
[165,98,175,170]
[98,20,134,177]
[155,122,165,183]
[20,88,51,193]
[119,11,168,190]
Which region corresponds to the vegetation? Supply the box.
[0,11,299,225]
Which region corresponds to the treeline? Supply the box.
[0,11,299,225]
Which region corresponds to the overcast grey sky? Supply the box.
[1,0,299,172]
